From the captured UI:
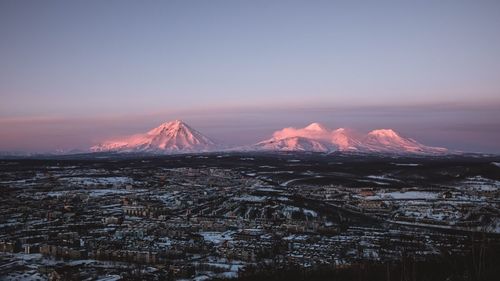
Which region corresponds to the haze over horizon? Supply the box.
[1,1,500,153]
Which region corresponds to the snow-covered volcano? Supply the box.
[254,123,362,152]
[91,120,447,155]
[91,120,217,154]
[255,136,332,152]
[254,123,447,155]
[362,129,447,154]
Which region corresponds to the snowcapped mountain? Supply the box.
[91,120,447,155]
[362,129,447,154]
[255,136,331,152]
[255,123,361,152]
[253,123,447,155]
[91,120,217,154]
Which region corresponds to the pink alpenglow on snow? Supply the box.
[91,120,448,155]
[255,136,331,152]
[271,123,332,141]
[255,123,447,155]
[91,120,217,154]
[362,129,448,154]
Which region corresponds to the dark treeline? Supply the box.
[218,236,500,281]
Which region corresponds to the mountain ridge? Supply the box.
[91,120,448,155]
[254,122,447,155]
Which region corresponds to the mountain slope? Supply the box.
[330,128,365,151]
[255,136,331,152]
[362,129,447,154]
[91,120,216,154]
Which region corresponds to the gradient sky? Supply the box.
[1,0,500,153]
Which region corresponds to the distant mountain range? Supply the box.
[254,122,447,154]
[91,120,448,155]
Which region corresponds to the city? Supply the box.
[1,152,499,280]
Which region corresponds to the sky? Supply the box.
[1,0,500,153]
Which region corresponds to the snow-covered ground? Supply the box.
[39,188,147,198]
[199,231,235,244]
[280,176,324,187]
[360,191,439,200]
[60,176,132,186]
[401,207,461,221]
[384,191,439,200]
[281,206,318,218]
[234,195,268,202]
[391,163,421,167]
[458,176,500,192]
[366,175,401,182]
